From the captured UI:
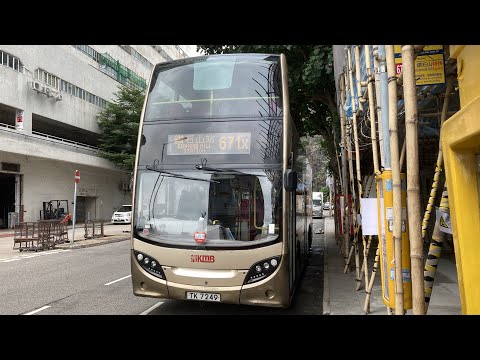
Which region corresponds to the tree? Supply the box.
[97,84,145,171]
[197,45,339,177]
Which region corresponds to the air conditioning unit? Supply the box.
[31,81,44,93]
[55,93,63,101]
[45,87,60,98]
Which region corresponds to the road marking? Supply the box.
[0,249,71,263]
[24,305,51,315]
[104,275,131,286]
[140,301,164,315]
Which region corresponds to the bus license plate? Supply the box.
[186,292,221,302]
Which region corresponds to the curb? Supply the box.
[322,217,331,315]
[56,235,129,250]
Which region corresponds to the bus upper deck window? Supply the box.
[193,60,235,91]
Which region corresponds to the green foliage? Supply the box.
[197,45,339,177]
[97,84,145,171]
[320,186,329,200]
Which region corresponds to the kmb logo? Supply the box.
[191,255,215,263]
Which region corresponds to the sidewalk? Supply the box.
[322,214,462,315]
[0,223,131,259]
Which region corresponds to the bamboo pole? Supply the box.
[358,44,381,290]
[350,46,362,285]
[421,77,455,239]
[344,48,360,283]
[355,45,364,112]
[402,45,425,315]
[334,179,339,246]
[354,45,367,290]
[373,46,385,166]
[364,247,380,314]
[386,45,404,314]
[345,121,357,274]
[424,187,448,313]
[333,128,343,192]
[365,45,380,175]
[377,45,391,168]
[340,71,350,260]
[399,139,406,172]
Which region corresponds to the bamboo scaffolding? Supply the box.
[359,44,381,290]
[355,45,364,112]
[364,247,380,314]
[421,77,455,239]
[386,45,404,314]
[424,187,448,313]
[373,46,385,166]
[340,71,350,260]
[399,139,406,172]
[345,121,357,274]
[354,45,367,290]
[396,45,425,86]
[344,47,360,283]
[344,176,374,275]
[333,128,343,192]
[364,121,410,314]
[350,47,362,284]
[402,45,425,315]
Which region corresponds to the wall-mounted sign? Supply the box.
[16,109,24,131]
[394,45,445,86]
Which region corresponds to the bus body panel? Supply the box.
[131,53,312,309]
[132,248,291,308]
[132,237,284,270]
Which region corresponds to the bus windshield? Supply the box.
[144,54,283,121]
[134,168,282,248]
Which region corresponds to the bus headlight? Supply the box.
[244,256,281,284]
[134,251,166,279]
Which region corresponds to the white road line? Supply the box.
[140,301,164,315]
[0,249,71,263]
[24,305,51,315]
[104,275,131,286]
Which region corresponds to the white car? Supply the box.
[111,205,132,224]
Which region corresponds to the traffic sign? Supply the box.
[75,170,80,184]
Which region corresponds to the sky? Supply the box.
[179,45,203,57]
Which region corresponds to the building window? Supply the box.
[0,49,24,73]
[72,45,100,63]
[35,68,60,90]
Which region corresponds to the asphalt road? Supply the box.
[0,218,325,315]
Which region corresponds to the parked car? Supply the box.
[111,205,132,224]
[323,202,330,210]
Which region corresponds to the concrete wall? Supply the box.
[0,44,193,224]
[0,151,131,222]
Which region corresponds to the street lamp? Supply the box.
[161,136,188,163]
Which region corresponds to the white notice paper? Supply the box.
[360,198,379,235]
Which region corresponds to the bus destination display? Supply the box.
[167,133,251,155]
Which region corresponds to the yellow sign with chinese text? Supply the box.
[394,45,445,85]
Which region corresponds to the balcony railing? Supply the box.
[0,122,100,155]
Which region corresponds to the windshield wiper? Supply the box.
[146,166,220,183]
[195,158,253,176]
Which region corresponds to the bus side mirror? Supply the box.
[283,169,297,192]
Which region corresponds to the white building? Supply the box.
[0,45,193,228]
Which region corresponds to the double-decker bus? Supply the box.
[131,53,313,308]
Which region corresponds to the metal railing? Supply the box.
[0,122,100,154]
